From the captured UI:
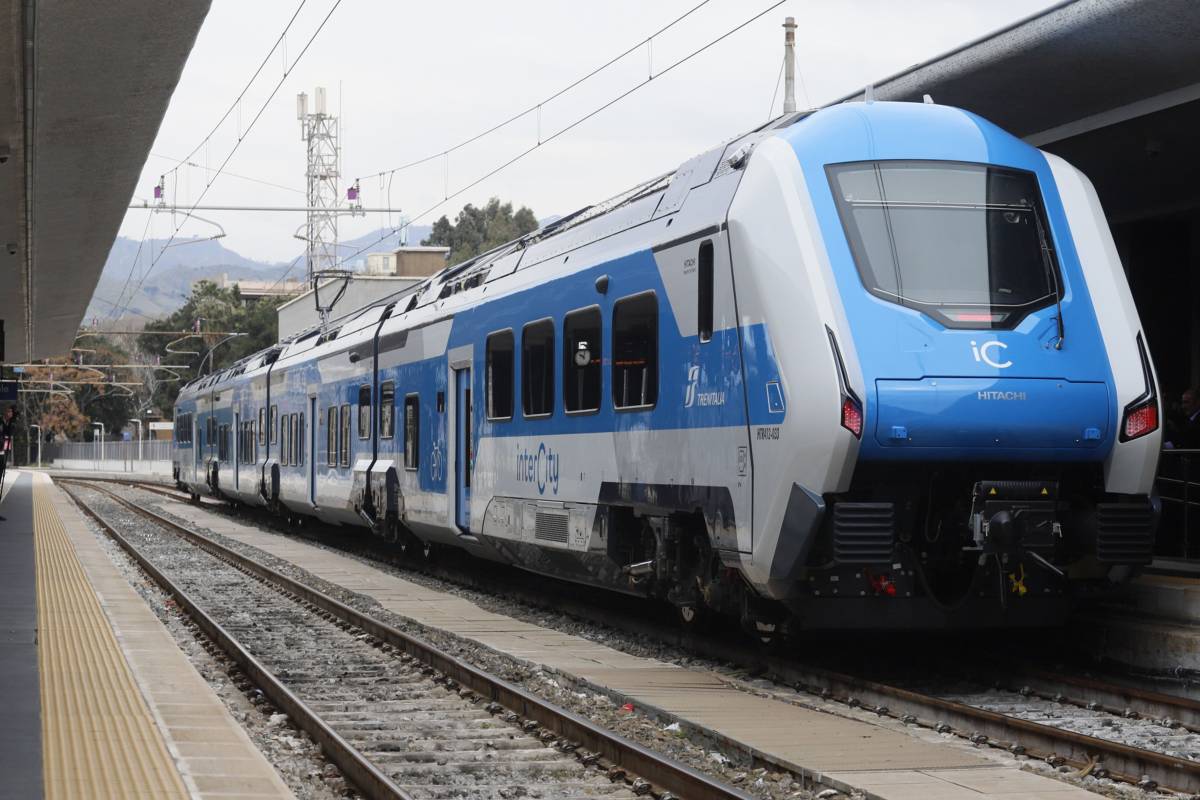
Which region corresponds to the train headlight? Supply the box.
[1119,334,1159,443]
[826,326,864,440]
[1122,400,1158,441]
[840,395,863,439]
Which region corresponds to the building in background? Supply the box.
[365,245,450,277]
[192,273,307,304]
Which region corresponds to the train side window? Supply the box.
[270,405,278,445]
[522,319,554,417]
[563,307,601,413]
[379,381,395,438]
[299,412,305,466]
[698,240,714,343]
[358,385,371,439]
[218,424,229,462]
[404,395,419,470]
[339,404,351,467]
[258,408,265,445]
[612,292,658,410]
[290,414,298,465]
[486,330,514,420]
[282,417,291,466]
[208,416,217,444]
[326,407,336,466]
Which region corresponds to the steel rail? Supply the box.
[995,667,1200,733]
[101,476,1200,793]
[62,483,413,800]
[783,664,1200,792]
[64,480,752,800]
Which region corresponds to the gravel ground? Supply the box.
[70,485,648,800]
[69,488,359,800]
[936,683,1200,760]
[100,482,1190,800]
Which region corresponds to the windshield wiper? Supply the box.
[1029,205,1065,350]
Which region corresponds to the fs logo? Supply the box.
[684,365,726,408]
[970,340,1013,369]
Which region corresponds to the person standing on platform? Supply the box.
[0,405,16,520]
[1167,388,1200,450]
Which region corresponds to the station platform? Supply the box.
[154,497,1102,799]
[1073,569,1200,673]
[0,470,292,800]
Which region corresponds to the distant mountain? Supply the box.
[88,224,433,324]
[88,214,563,324]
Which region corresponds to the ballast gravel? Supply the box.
[98,482,1189,800]
[70,489,356,800]
[70,485,643,800]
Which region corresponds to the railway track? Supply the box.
[79,477,1200,794]
[61,480,750,800]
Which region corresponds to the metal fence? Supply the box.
[38,438,174,475]
[1156,449,1200,559]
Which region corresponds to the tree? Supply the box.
[12,335,138,454]
[422,197,538,264]
[138,281,284,416]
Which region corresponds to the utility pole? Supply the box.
[782,16,797,114]
[297,87,341,283]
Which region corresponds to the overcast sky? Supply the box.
[118,0,1060,265]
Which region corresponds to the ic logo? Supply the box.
[970,340,1012,369]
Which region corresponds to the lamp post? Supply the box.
[92,422,105,469]
[129,419,143,469]
[28,424,40,469]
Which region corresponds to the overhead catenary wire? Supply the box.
[110,0,344,322]
[175,0,308,170]
[150,152,305,195]
[107,210,155,320]
[336,0,786,272]
[358,0,714,183]
[767,54,785,120]
[109,2,310,322]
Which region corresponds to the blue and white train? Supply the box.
[174,101,1162,633]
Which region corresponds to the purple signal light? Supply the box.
[153,184,163,199]
[347,186,359,201]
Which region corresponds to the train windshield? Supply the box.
[828,161,1061,329]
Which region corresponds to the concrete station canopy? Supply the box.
[0,1,210,362]
[839,0,1200,222]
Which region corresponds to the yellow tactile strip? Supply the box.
[34,481,190,800]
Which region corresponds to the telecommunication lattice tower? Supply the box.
[297,87,340,282]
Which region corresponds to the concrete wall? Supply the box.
[395,248,448,277]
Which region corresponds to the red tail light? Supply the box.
[1122,399,1158,441]
[841,395,863,438]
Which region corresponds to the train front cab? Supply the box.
[734,103,1162,630]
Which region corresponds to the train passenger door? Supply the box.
[233,412,240,490]
[194,417,202,474]
[454,367,471,532]
[308,396,317,506]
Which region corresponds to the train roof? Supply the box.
[175,107,827,399]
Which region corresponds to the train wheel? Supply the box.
[677,604,711,632]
